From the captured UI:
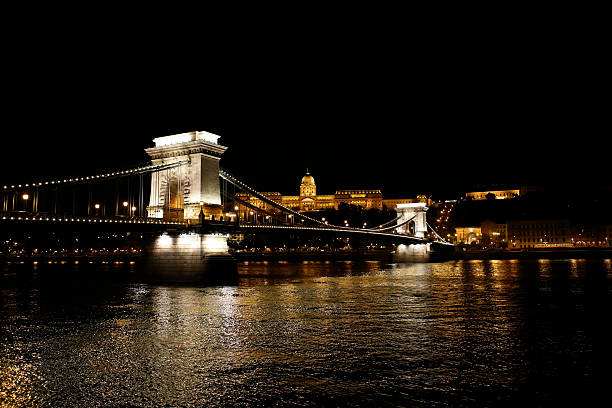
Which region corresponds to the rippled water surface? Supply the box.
[1,259,610,407]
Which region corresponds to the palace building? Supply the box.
[233,170,428,215]
[465,189,520,200]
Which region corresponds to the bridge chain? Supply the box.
[2,159,190,192]
[220,168,411,233]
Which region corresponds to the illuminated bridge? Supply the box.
[1,131,452,281]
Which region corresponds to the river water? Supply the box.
[1,259,610,407]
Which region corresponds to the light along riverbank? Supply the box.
[3,247,611,266]
[233,247,612,262]
[457,247,612,260]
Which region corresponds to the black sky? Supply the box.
[1,17,607,199]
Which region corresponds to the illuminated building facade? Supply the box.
[466,189,520,200]
[335,190,383,210]
[233,171,427,215]
[480,219,508,247]
[297,171,335,212]
[456,221,508,246]
[507,219,571,249]
[569,224,612,247]
[458,219,612,249]
[455,226,482,244]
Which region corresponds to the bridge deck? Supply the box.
[236,224,449,245]
[0,211,454,246]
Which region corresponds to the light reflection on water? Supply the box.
[1,259,610,407]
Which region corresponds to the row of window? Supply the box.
[510,224,567,230]
[515,231,567,236]
[515,238,567,243]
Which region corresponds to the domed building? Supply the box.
[294,169,384,212]
[232,170,428,218]
[300,170,316,195]
[299,170,318,212]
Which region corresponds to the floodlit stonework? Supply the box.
[395,203,428,238]
[145,131,227,220]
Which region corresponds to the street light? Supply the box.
[22,193,29,212]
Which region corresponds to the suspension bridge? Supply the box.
[1,131,452,281]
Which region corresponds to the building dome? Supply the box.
[301,170,315,185]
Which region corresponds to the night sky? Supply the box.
[1,22,606,200]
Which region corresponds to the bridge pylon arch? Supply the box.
[395,203,428,238]
[145,131,227,221]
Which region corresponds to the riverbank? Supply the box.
[456,248,612,260]
[232,247,612,262]
[3,247,611,265]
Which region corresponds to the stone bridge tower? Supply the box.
[395,202,428,238]
[145,131,227,221]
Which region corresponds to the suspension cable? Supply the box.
[219,168,328,226]
[426,221,449,243]
[2,159,190,192]
[222,191,286,222]
[366,215,403,230]
[220,168,421,234]
[221,169,381,231]
[372,214,418,232]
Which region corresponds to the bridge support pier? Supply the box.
[393,243,431,262]
[142,232,237,284]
